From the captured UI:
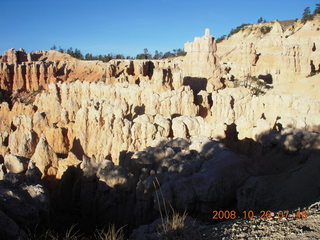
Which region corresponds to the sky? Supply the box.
[0,0,319,57]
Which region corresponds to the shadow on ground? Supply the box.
[1,124,320,238]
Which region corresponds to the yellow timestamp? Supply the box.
[212,210,308,220]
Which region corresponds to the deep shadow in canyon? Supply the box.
[11,123,318,238]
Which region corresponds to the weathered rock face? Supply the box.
[50,137,253,230]
[208,87,320,140]
[217,18,320,84]
[32,81,199,164]
[183,28,218,78]
[0,49,108,92]
[8,115,38,158]
[237,153,320,211]
[0,21,320,238]
[183,29,228,92]
[0,49,185,94]
[0,78,318,179]
[4,154,28,173]
[0,29,226,94]
[30,135,59,177]
[0,167,49,239]
[1,48,28,65]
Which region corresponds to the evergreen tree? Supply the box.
[159,51,163,59]
[154,50,161,59]
[163,51,175,58]
[216,35,226,43]
[106,54,113,62]
[302,7,313,23]
[115,54,124,59]
[136,53,145,59]
[176,48,186,56]
[314,3,320,15]
[58,46,64,53]
[136,49,151,59]
[228,23,249,37]
[74,48,83,60]
[173,49,177,56]
[143,48,151,59]
[66,47,73,56]
[85,53,93,60]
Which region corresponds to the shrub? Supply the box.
[260,26,272,34]
[228,24,250,38]
[314,4,320,15]
[216,35,226,43]
[302,7,314,23]
[236,75,268,96]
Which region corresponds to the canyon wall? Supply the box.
[0,23,319,237]
[217,17,320,82]
[0,26,319,178]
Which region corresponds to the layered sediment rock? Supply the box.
[217,18,320,82]
[0,22,319,238]
[0,49,108,92]
[183,28,218,78]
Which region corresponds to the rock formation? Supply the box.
[183,28,218,78]
[217,18,320,86]
[0,167,48,239]
[0,19,320,239]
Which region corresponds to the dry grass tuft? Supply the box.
[153,177,200,240]
[161,211,189,240]
[94,225,125,240]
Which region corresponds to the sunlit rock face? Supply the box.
[217,18,320,83]
[183,28,218,78]
[0,21,320,238]
[0,23,319,178]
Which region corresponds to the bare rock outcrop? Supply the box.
[208,87,320,140]
[8,115,38,158]
[217,18,320,86]
[4,154,28,174]
[183,29,218,79]
[183,29,228,91]
[29,135,58,177]
[0,168,49,239]
[238,152,320,211]
[0,49,108,92]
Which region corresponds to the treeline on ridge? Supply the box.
[50,46,186,62]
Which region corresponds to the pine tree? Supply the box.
[176,48,186,56]
[143,48,151,59]
[58,46,64,53]
[154,50,160,59]
[302,7,313,23]
[66,47,73,56]
[85,53,93,60]
[314,3,320,15]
